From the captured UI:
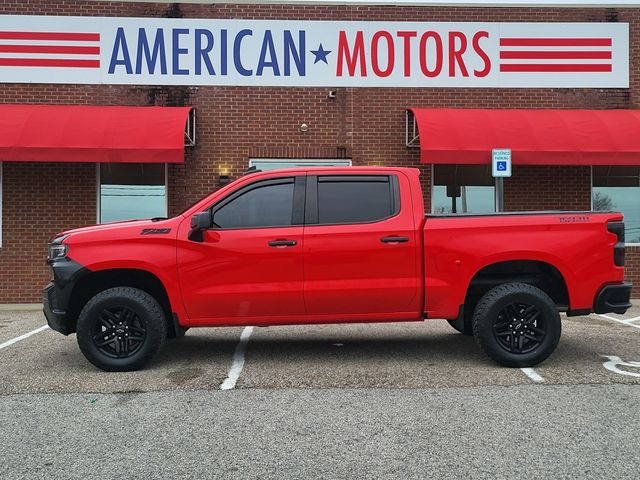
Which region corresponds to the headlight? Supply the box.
[48,242,68,261]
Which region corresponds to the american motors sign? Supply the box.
[0,16,629,88]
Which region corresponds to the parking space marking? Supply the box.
[0,325,49,351]
[220,326,254,390]
[595,314,640,330]
[601,355,640,378]
[521,368,544,383]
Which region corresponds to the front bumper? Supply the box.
[43,282,73,335]
[594,282,633,315]
[42,257,88,336]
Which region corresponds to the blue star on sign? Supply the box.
[310,43,332,64]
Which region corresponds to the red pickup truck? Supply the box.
[43,167,631,372]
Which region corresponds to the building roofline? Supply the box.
[83,0,640,8]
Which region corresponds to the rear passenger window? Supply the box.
[317,175,399,224]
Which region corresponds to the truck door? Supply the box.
[302,173,420,318]
[177,175,306,324]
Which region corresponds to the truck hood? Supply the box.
[51,217,182,242]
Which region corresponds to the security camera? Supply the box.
[328,90,337,99]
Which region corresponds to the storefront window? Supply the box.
[0,163,3,247]
[593,166,640,244]
[432,165,496,214]
[249,159,352,170]
[99,164,167,223]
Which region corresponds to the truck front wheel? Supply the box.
[472,283,561,368]
[76,287,167,372]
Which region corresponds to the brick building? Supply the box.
[0,0,638,303]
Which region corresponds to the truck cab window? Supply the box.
[316,176,397,224]
[213,179,294,229]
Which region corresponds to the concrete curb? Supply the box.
[0,304,41,311]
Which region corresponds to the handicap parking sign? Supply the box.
[492,149,512,177]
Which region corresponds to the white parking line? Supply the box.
[220,326,254,390]
[521,367,544,383]
[595,314,640,330]
[0,325,49,351]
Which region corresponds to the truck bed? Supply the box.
[423,211,625,320]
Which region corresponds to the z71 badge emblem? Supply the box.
[140,228,172,235]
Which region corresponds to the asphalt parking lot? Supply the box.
[1,305,639,478]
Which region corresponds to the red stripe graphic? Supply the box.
[0,45,100,54]
[500,38,612,47]
[500,50,612,60]
[500,64,612,72]
[0,58,100,68]
[0,31,99,41]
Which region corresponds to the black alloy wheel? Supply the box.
[492,302,546,354]
[91,306,147,359]
[472,282,561,368]
[77,287,167,372]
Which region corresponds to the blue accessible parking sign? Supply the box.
[492,149,512,177]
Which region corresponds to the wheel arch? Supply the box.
[66,268,181,337]
[464,260,570,317]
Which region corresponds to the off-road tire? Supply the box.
[472,282,561,367]
[76,287,167,372]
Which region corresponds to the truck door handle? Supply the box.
[381,236,409,244]
[268,240,297,247]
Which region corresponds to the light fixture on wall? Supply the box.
[299,123,309,133]
[218,166,231,187]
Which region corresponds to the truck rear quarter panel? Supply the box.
[423,212,624,320]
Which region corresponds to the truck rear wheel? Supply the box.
[76,287,167,372]
[472,283,561,368]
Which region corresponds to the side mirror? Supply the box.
[188,212,211,242]
[191,212,212,230]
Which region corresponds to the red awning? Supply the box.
[0,104,193,163]
[410,108,640,166]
